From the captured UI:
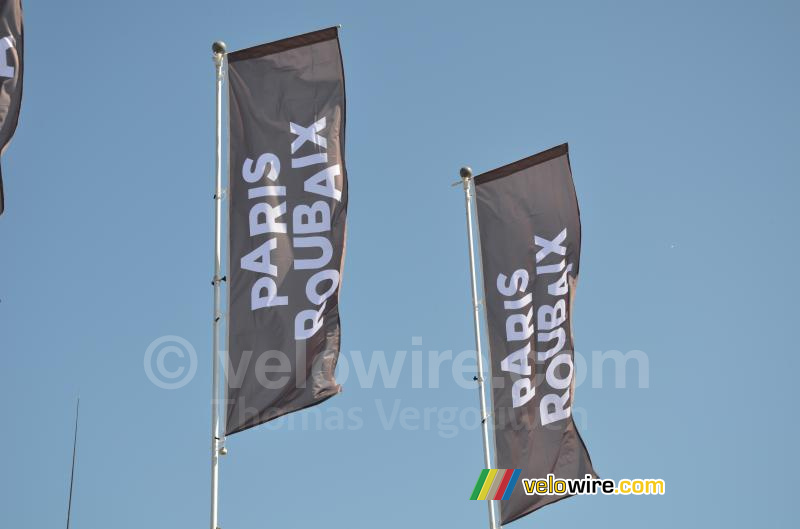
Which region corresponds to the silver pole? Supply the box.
[210,40,227,529]
[460,167,500,529]
[65,397,79,529]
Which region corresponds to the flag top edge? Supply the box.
[228,26,339,63]
[474,143,569,186]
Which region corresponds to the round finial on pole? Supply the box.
[460,166,473,180]
[212,41,227,55]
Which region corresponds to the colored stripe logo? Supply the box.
[470,469,521,500]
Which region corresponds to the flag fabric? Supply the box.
[0,0,22,215]
[474,144,596,523]
[225,27,348,435]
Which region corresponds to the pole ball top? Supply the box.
[460,166,473,179]
[212,41,227,55]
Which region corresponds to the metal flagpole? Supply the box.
[460,166,500,529]
[210,40,227,529]
[65,398,80,529]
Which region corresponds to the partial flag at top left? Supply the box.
[0,0,22,216]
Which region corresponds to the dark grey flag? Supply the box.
[474,144,596,523]
[0,0,22,215]
[225,27,348,435]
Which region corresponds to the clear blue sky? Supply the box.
[1,1,798,527]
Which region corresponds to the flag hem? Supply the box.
[474,143,568,186]
[228,26,339,62]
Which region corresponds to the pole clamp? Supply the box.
[211,275,227,286]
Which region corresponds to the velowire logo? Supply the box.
[469,469,521,501]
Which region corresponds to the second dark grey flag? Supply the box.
[0,0,23,215]
[474,144,596,524]
[226,27,348,435]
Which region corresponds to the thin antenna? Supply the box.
[66,398,80,529]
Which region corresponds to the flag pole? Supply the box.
[210,40,227,529]
[460,167,500,529]
[65,398,80,529]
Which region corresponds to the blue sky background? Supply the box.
[1,0,798,527]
